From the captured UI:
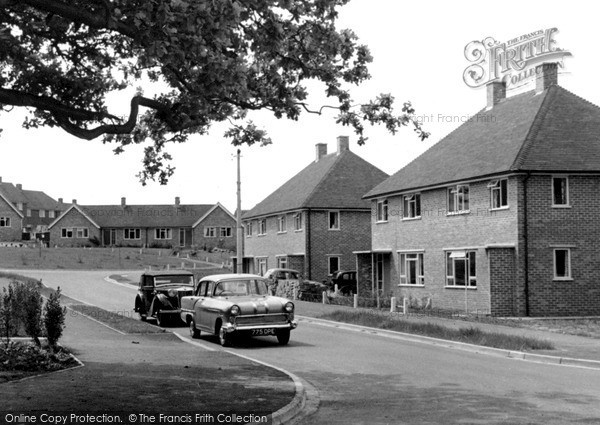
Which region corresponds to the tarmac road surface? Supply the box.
[15,269,600,425]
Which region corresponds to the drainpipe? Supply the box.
[305,209,311,280]
[523,173,531,316]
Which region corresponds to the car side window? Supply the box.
[144,276,154,287]
[195,281,207,297]
[206,282,215,297]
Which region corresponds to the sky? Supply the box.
[0,0,597,213]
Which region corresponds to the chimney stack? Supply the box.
[58,198,63,204]
[315,143,327,161]
[337,136,350,154]
[16,183,22,190]
[121,197,126,207]
[175,196,180,206]
[72,199,77,204]
[0,176,2,183]
[535,62,558,94]
[486,81,506,109]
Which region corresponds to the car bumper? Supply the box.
[222,319,298,334]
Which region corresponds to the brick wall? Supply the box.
[308,210,372,282]
[523,175,600,316]
[192,207,237,251]
[0,203,22,241]
[49,208,100,247]
[489,247,517,316]
[371,178,520,313]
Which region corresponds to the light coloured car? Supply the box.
[180,274,297,346]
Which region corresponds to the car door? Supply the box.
[197,281,216,331]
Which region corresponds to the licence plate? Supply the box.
[252,328,276,336]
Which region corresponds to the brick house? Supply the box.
[48,198,237,249]
[0,190,23,241]
[0,178,64,238]
[361,63,600,317]
[242,136,388,282]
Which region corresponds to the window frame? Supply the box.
[258,219,267,236]
[76,227,89,238]
[446,250,477,287]
[553,248,572,280]
[245,221,253,237]
[155,228,172,240]
[552,176,570,207]
[328,210,340,230]
[219,227,232,237]
[328,255,341,275]
[61,227,73,238]
[204,227,216,238]
[399,252,425,286]
[277,215,287,233]
[293,212,303,231]
[376,199,389,222]
[489,179,509,210]
[124,228,141,240]
[277,256,288,268]
[0,217,11,227]
[447,185,470,214]
[403,193,422,219]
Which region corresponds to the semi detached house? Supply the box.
[243,136,388,282]
[362,63,600,317]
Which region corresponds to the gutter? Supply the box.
[523,173,531,316]
[305,208,311,280]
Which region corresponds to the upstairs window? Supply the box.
[552,177,569,206]
[376,199,388,222]
[258,219,267,235]
[245,222,253,237]
[403,194,421,219]
[448,185,469,214]
[39,210,46,218]
[489,179,508,209]
[278,215,287,233]
[294,212,303,231]
[328,211,340,230]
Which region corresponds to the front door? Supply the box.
[102,228,116,246]
[375,253,385,293]
[179,228,186,247]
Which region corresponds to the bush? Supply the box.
[44,287,66,349]
[0,285,15,343]
[274,280,299,299]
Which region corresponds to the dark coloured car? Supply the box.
[297,280,330,301]
[134,270,195,326]
[328,270,357,295]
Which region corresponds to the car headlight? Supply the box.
[284,302,294,313]
[168,289,177,297]
[230,305,240,316]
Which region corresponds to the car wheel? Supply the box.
[156,311,167,327]
[276,329,290,345]
[219,327,232,347]
[189,319,200,339]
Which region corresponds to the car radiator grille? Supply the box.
[236,314,288,326]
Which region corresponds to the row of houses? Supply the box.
[241,63,600,317]
[0,181,237,250]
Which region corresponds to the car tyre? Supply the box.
[189,319,200,339]
[219,327,232,347]
[156,310,167,327]
[276,329,290,345]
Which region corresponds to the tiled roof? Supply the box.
[365,85,600,198]
[244,149,388,219]
[0,182,61,209]
[77,204,215,228]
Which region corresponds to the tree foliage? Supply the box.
[0,0,429,183]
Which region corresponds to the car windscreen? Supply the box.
[154,275,194,286]
[214,279,268,296]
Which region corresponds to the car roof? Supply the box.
[199,273,266,281]
[266,268,301,273]
[142,270,194,277]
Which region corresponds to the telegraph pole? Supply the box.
[236,149,243,273]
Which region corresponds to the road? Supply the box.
[13,269,600,424]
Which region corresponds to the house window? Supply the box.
[278,215,287,233]
[204,227,216,238]
[0,217,11,227]
[328,211,340,230]
[124,228,141,240]
[448,185,469,214]
[26,209,31,217]
[49,210,55,219]
[39,210,46,218]
[399,253,424,285]
[16,202,23,211]
[552,177,569,206]
[155,228,172,240]
[554,248,571,280]
[277,257,288,268]
[76,228,88,238]
[328,256,340,274]
[489,179,508,209]
[257,258,268,276]
[446,251,477,287]
[61,228,73,238]
[219,227,232,237]
[403,194,421,219]
[376,199,388,222]
[245,222,252,237]
[258,219,267,235]
[294,212,303,231]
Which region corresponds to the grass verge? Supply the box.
[321,310,554,351]
[68,304,166,334]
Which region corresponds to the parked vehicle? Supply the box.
[180,274,297,347]
[263,268,301,295]
[134,270,195,326]
[328,270,357,295]
[297,280,330,301]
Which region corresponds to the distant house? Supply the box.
[242,136,388,281]
[0,189,23,242]
[361,63,600,317]
[48,198,237,249]
[0,178,64,239]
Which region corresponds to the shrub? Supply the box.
[0,285,15,343]
[22,285,43,347]
[275,280,299,299]
[44,287,66,350]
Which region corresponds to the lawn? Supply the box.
[0,246,233,271]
